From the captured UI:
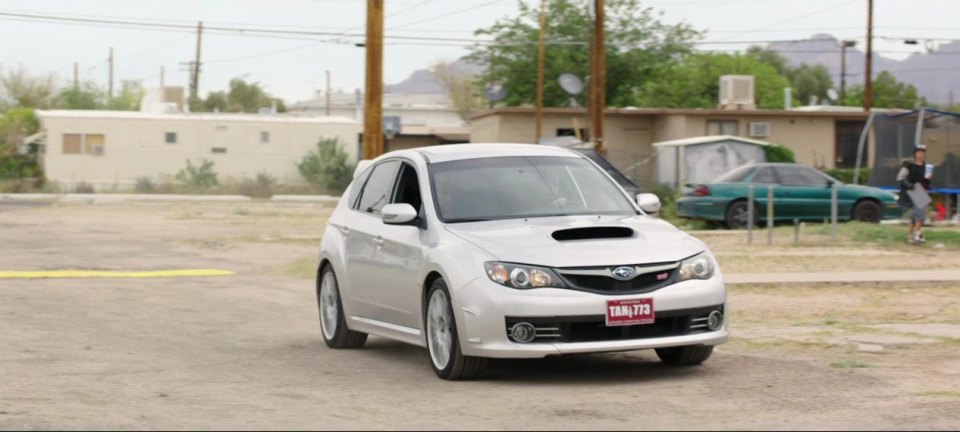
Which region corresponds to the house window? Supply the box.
[707,120,738,136]
[211,147,227,154]
[63,134,82,154]
[62,133,105,155]
[260,131,270,144]
[165,132,177,144]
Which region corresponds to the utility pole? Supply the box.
[864,0,873,112]
[363,0,385,159]
[325,70,331,116]
[589,0,606,153]
[840,40,855,102]
[73,62,79,89]
[534,0,548,144]
[192,21,204,99]
[108,47,114,102]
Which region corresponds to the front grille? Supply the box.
[557,262,679,295]
[506,306,722,344]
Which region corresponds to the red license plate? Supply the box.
[606,298,655,327]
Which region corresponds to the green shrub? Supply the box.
[821,168,871,185]
[297,137,355,194]
[763,144,796,163]
[134,177,156,193]
[239,171,277,199]
[175,159,219,191]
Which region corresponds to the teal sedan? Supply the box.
[676,163,902,229]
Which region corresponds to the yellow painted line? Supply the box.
[0,269,235,279]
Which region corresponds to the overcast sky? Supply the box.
[1,0,957,104]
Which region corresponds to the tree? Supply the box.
[297,137,355,194]
[786,64,834,106]
[105,80,146,111]
[0,108,38,156]
[431,60,485,121]
[191,78,287,113]
[632,52,790,109]
[842,71,926,109]
[57,82,103,110]
[0,66,59,109]
[467,0,701,108]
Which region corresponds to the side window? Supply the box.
[392,163,423,213]
[751,167,777,184]
[777,166,822,186]
[347,167,373,209]
[356,160,401,215]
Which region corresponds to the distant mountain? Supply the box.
[385,58,484,94]
[767,34,959,104]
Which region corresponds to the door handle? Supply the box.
[373,236,384,246]
[338,225,350,236]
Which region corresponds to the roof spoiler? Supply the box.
[353,160,372,179]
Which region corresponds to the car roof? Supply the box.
[409,143,581,163]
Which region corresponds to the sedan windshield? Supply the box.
[429,156,638,222]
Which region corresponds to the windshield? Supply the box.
[429,156,638,223]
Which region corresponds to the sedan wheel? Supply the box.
[424,278,486,380]
[725,201,757,230]
[317,267,367,349]
[852,200,882,223]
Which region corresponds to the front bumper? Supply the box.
[453,275,728,359]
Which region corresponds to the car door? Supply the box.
[774,165,832,220]
[370,162,427,329]
[344,159,401,321]
[748,166,782,221]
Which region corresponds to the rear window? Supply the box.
[714,165,754,183]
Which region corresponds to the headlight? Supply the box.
[678,253,714,281]
[484,262,566,289]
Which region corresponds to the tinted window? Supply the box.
[715,165,754,183]
[392,163,422,213]
[429,156,637,223]
[777,166,827,186]
[357,160,400,215]
[751,167,777,184]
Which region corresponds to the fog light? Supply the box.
[707,311,724,331]
[510,322,536,343]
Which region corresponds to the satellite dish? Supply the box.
[826,88,839,102]
[484,84,507,103]
[558,73,584,95]
[558,73,584,107]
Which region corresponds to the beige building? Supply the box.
[470,107,876,188]
[34,110,360,188]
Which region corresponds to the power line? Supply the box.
[388,0,512,30]
[711,0,860,42]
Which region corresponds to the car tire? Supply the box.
[725,200,758,230]
[317,266,367,349]
[852,200,882,223]
[424,278,486,380]
[655,345,714,366]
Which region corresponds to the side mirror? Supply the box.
[636,193,661,214]
[381,203,418,224]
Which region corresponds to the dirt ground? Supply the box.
[2,199,959,430]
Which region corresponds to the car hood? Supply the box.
[443,215,706,268]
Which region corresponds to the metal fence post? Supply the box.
[767,185,774,246]
[747,184,754,244]
[794,218,800,244]
[831,182,839,241]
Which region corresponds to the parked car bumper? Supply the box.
[453,275,728,359]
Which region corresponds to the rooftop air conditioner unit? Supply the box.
[719,75,756,110]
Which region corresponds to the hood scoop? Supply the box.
[551,226,635,241]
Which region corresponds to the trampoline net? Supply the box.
[869,109,960,192]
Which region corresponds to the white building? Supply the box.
[34,110,360,189]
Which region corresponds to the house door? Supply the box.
[835,121,867,168]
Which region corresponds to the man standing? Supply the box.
[897,146,932,244]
